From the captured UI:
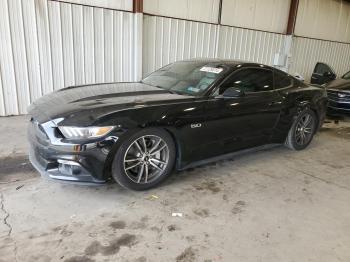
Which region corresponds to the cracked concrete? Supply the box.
[0,191,17,262]
[0,192,12,236]
[0,116,350,262]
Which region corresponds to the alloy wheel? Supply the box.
[294,113,315,146]
[123,135,169,184]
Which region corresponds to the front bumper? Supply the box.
[327,104,350,117]
[28,119,118,184]
[327,90,350,117]
[28,146,107,184]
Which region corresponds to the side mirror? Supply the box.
[222,87,244,98]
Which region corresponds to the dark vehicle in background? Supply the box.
[310,62,337,85]
[28,59,327,190]
[311,62,350,116]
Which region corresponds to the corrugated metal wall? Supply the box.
[142,15,218,76]
[0,0,137,116]
[290,37,350,82]
[217,25,287,65]
[221,0,291,34]
[143,15,286,76]
[143,0,220,24]
[295,0,350,43]
[54,0,133,11]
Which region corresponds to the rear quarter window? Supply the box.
[274,70,308,89]
[274,70,293,89]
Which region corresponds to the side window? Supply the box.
[217,68,273,95]
[274,70,293,89]
[313,63,334,75]
[343,71,350,80]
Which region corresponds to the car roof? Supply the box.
[178,58,273,69]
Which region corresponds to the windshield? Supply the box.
[141,61,226,96]
[342,71,350,80]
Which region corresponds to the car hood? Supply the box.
[326,78,350,91]
[28,82,193,125]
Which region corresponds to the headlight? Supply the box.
[58,126,115,139]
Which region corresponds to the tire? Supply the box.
[112,128,176,190]
[285,109,317,150]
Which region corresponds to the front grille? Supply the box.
[327,90,350,103]
[327,90,350,111]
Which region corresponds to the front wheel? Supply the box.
[285,109,317,150]
[112,128,176,190]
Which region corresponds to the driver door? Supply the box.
[310,62,336,85]
[203,67,282,157]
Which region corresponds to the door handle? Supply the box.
[268,101,282,106]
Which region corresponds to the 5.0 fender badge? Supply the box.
[191,123,202,128]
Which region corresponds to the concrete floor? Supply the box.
[0,116,350,262]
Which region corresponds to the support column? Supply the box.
[286,0,299,35]
[283,0,299,73]
[218,0,223,25]
[284,35,293,72]
[214,0,223,58]
[133,0,143,80]
[133,0,143,13]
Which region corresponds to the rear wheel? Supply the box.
[112,128,176,190]
[285,109,317,150]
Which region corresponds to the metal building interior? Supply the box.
[0,0,349,261]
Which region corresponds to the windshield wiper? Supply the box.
[151,85,179,95]
[166,89,179,94]
[143,82,184,95]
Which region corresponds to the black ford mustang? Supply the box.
[28,59,327,190]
